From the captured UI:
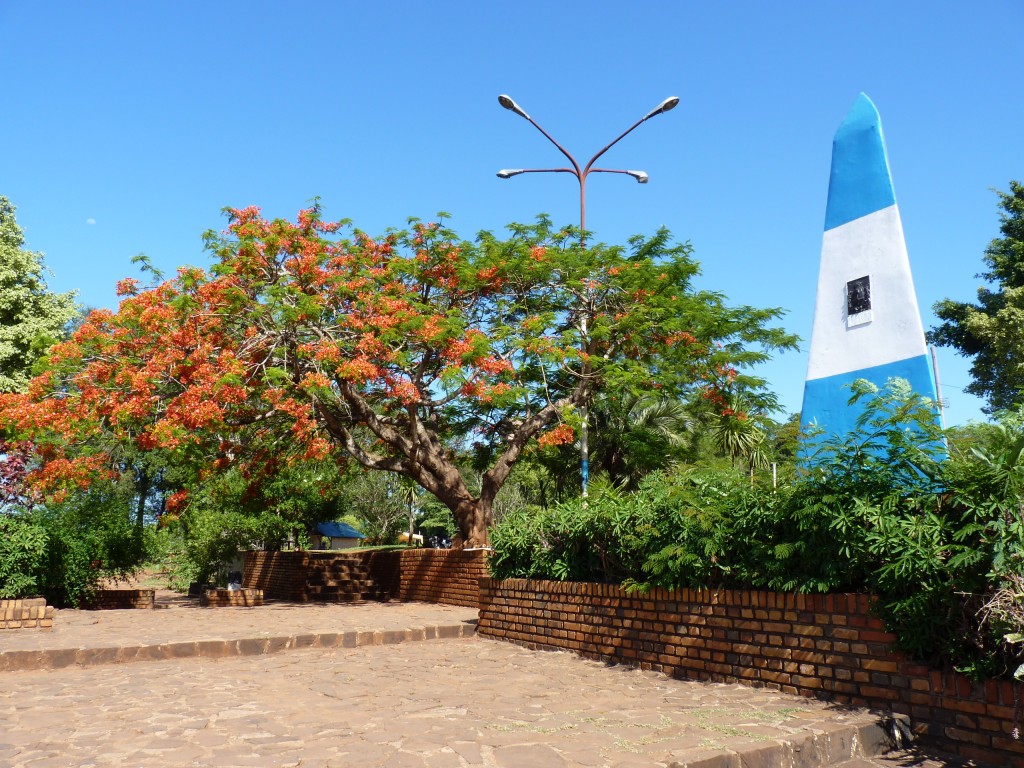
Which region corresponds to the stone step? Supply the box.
[315,580,376,588]
[305,594,392,604]
[305,585,391,598]
[307,568,372,578]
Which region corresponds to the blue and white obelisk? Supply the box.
[800,93,939,442]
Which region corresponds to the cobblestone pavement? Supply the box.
[0,637,896,767]
[0,598,977,767]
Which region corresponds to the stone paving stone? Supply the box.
[493,743,570,767]
[0,600,478,655]
[425,750,464,768]
[383,751,431,767]
[449,739,482,763]
[668,749,743,768]
[616,757,679,768]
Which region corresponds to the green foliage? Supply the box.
[0,484,145,606]
[0,196,79,393]
[708,392,770,472]
[334,470,411,545]
[196,457,350,533]
[161,466,316,587]
[167,506,289,589]
[491,379,1024,676]
[0,514,47,598]
[490,470,743,585]
[589,393,694,488]
[930,180,1024,413]
[980,574,1024,680]
[39,486,145,606]
[414,497,458,538]
[490,480,646,583]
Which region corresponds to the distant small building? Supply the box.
[313,521,365,550]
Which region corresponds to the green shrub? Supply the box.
[490,471,739,585]
[0,514,48,598]
[1,485,146,606]
[35,489,145,606]
[166,507,289,590]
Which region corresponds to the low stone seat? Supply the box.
[0,598,54,629]
[87,589,155,610]
[200,588,263,607]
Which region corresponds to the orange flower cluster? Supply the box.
[538,423,574,448]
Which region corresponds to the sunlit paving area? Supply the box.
[0,604,926,768]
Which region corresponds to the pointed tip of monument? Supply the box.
[824,92,895,231]
[837,93,881,136]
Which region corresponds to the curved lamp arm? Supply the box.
[589,168,649,184]
[497,168,576,179]
[582,96,679,175]
[499,94,582,178]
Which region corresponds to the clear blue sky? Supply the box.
[3,1,1022,426]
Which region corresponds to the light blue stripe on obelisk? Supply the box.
[801,353,935,441]
[800,93,940,448]
[823,93,895,232]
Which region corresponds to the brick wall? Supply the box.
[85,589,155,610]
[478,578,1024,768]
[200,588,264,607]
[244,551,309,601]
[0,598,54,630]
[244,548,487,608]
[396,549,487,607]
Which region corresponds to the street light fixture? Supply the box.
[497,94,530,120]
[495,93,679,497]
[495,93,677,234]
[643,96,680,120]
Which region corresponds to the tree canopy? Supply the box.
[0,205,796,546]
[930,181,1024,413]
[0,197,78,394]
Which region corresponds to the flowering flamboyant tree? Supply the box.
[0,206,796,546]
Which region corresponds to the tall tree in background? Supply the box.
[930,181,1024,414]
[0,197,78,393]
[0,205,796,546]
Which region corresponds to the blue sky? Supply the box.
[2,1,1022,426]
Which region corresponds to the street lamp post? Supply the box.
[496,93,679,497]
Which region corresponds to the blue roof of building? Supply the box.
[316,521,365,539]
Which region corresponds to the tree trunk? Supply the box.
[455,498,491,548]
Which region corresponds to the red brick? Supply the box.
[861,658,898,673]
[944,726,992,747]
[858,685,900,701]
[941,697,987,715]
